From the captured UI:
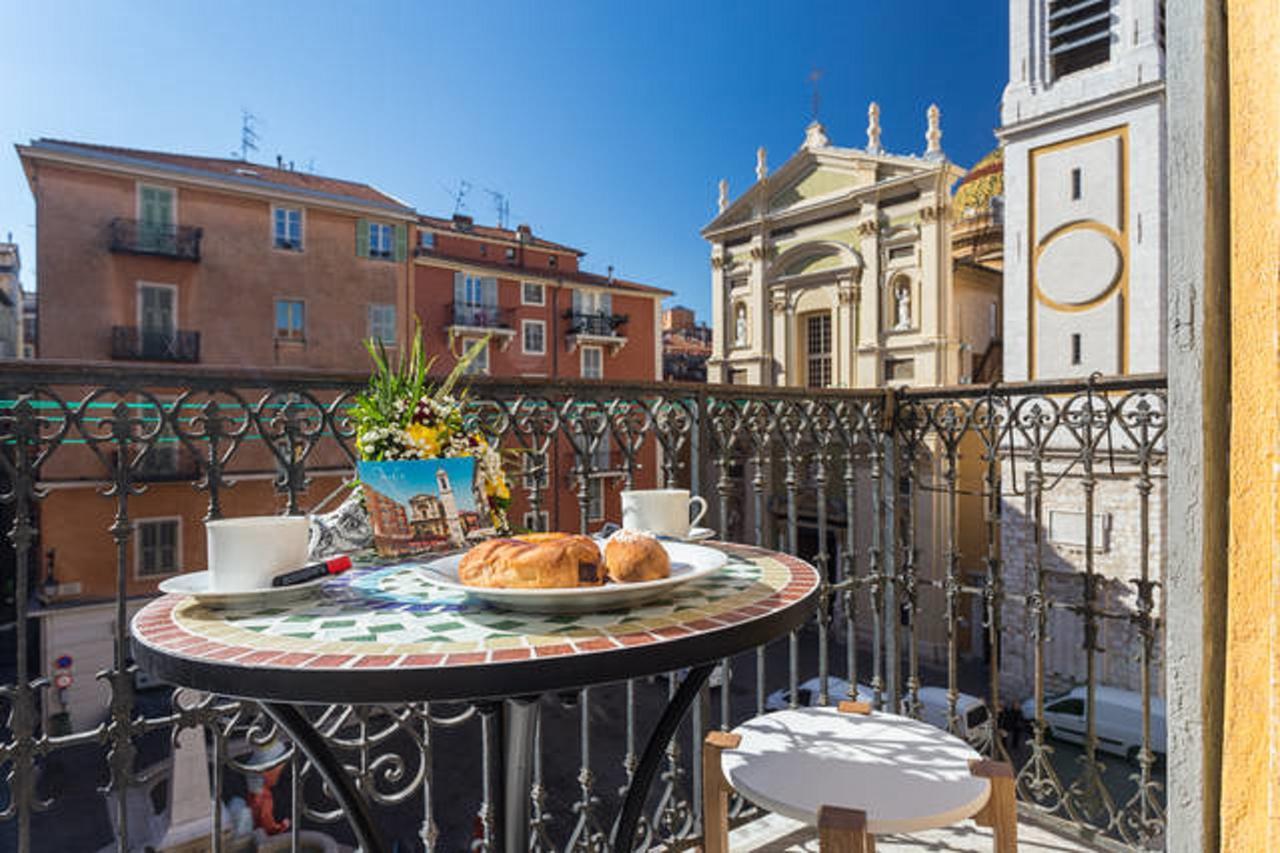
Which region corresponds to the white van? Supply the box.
[1021,685,1166,760]
[913,686,993,750]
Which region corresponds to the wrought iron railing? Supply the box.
[108,218,203,261]
[110,326,201,362]
[0,361,1166,851]
[450,303,514,331]
[565,311,628,337]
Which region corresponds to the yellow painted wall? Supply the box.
[1221,0,1280,846]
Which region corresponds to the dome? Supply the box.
[951,148,1003,219]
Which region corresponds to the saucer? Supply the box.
[158,570,329,607]
[686,526,717,542]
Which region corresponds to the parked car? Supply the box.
[913,686,993,750]
[765,677,873,711]
[1021,685,1167,760]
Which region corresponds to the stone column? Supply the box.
[856,209,881,386]
[709,249,727,383]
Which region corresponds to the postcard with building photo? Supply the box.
[357,457,495,557]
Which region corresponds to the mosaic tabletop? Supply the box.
[132,542,819,704]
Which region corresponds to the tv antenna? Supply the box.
[484,188,511,229]
[235,109,260,161]
[442,180,472,216]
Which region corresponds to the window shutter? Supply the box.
[394,224,408,261]
[356,219,369,258]
[482,277,498,307]
[454,272,465,305]
[601,293,612,316]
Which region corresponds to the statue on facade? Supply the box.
[867,102,883,154]
[925,104,943,160]
[734,303,748,346]
[718,179,729,213]
[894,280,912,330]
[756,146,768,182]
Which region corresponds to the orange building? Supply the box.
[409,213,671,532]
[14,139,671,725]
[16,139,417,728]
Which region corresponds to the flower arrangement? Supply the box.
[349,327,511,531]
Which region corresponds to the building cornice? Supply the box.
[17,143,418,221]
[996,81,1166,141]
[414,254,671,298]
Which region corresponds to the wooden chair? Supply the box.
[702,701,1017,852]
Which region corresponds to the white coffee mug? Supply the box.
[620,489,707,538]
[205,516,310,592]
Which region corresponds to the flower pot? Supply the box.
[357,457,494,557]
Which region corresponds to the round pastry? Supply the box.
[458,535,604,589]
[603,529,671,583]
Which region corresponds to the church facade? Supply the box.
[703,109,1000,390]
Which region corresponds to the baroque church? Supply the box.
[703,105,1000,390]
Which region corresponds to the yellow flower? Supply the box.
[406,423,441,457]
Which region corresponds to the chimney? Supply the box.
[276,154,283,169]
[453,214,474,231]
[289,160,295,171]
[516,223,532,240]
[607,264,614,282]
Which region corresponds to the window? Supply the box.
[138,283,177,357]
[1070,168,1083,201]
[1071,332,1083,365]
[885,357,915,382]
[275,299,305,340]
[733,302,748,348]
[522,510,549,532]
[1048,0,1111,78]
[573,290,612,316]
[522,319,546,355]
[522,282,545,305]
[138,185,175,251]
[369,222,394,258]
[464,276,486,306]
[419,231,435,251]
[479,244,488,258]
[888,244,914,261]
[462,338,489,375]
[505,247,517,262]
[548,256,558,269]
[273,207,302,250]
[368,304,396,345]
[522,450,549,489]
[805,313,832,388]
[1047,698,1085,716]
[581,345,603,379]
[453,274,498,327]
[136,519,179,578]
[587,442,611,521]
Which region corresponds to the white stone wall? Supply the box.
[997,460,1166,702]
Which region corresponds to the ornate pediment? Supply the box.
[768,165,855,213]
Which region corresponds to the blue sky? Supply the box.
[2,1,1007,320]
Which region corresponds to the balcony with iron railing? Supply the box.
[0,362,1168,852]
[110,325,201,362]
[108,218,203,261]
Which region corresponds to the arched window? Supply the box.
[733,302,748,347]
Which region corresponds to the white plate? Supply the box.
[158,570,330,607]
[415,541,729,614]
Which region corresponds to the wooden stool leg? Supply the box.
[817,805,874,853]
[702,731,741,853]
[969,759,1018,853]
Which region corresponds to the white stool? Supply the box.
[703,701,1017,852]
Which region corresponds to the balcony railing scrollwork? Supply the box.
[108,218,203,261]
[0,362,1168,851]
[110,326,201,362]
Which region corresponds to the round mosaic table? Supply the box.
[132,542,819,853]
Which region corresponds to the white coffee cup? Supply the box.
[205,516,310,592]
[620,489,708,539]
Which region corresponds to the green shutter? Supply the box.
[394,224,407,262]
[356,219,369,258]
